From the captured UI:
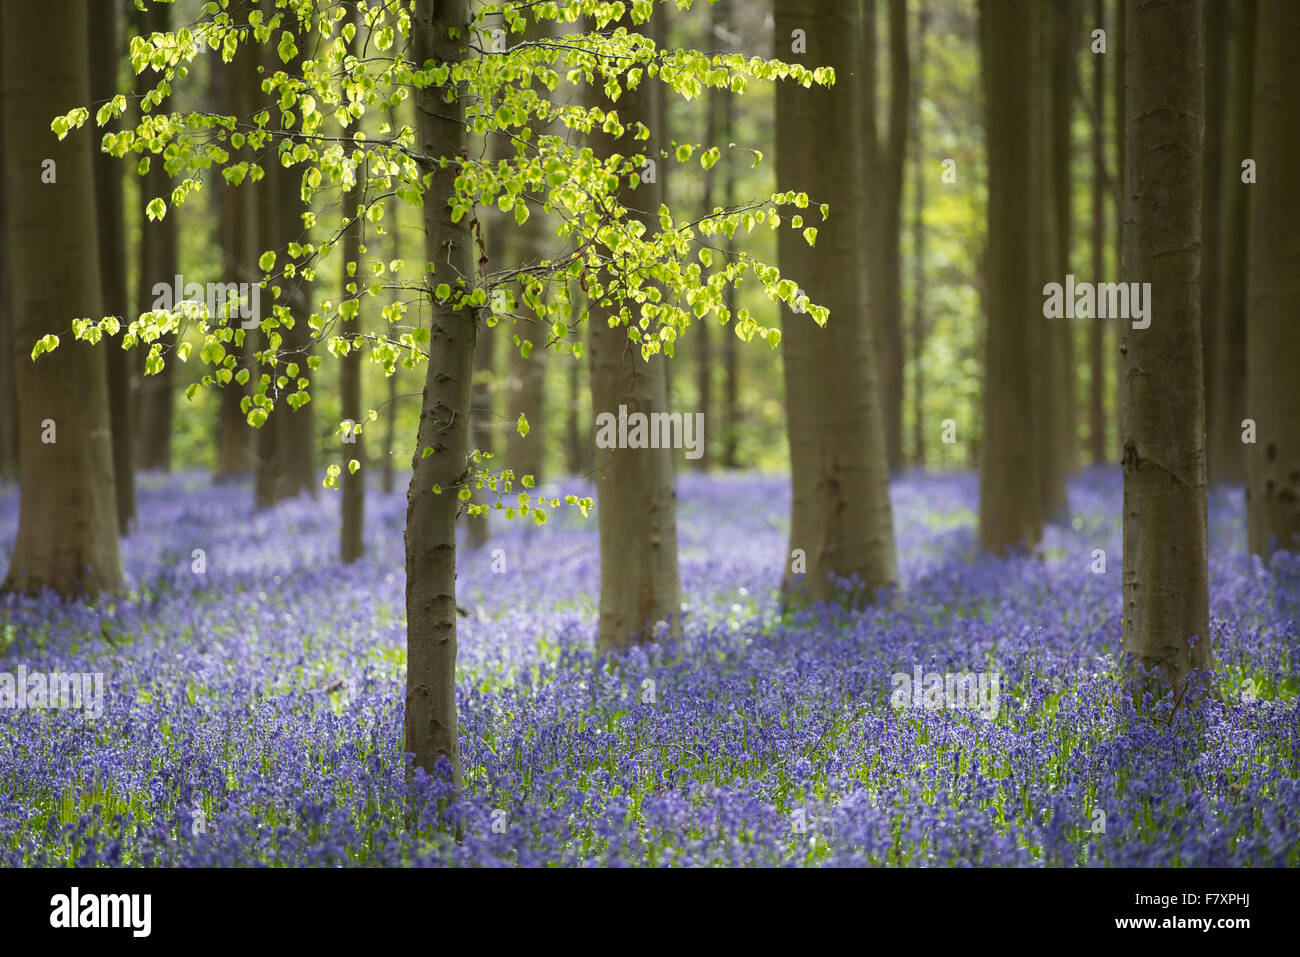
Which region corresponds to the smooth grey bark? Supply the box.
[503,19,555,489]
[978,0,1043,553]
[405,0,473,785]
[1088,0,1108,466]
[1051,0,1077,476]
[1207,0,1255,486]
[693,0,730,472]
[89,0,135,534]
[909,0,927,469]
[340,180,365,563]
[1246,0,1300,557]
[586,12,681,651]
[338,12,365,564]
[133,0,177,473]
[1,0,123,595]
[256,31,316,507]
[776,0,898,605]
[872,0,909,473]
[214,32,257,482]
[1200,0,1227,476]
[1121,0,1211,702]
[1035,2,1067,521]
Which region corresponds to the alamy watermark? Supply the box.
[594,405,705,460]
[0,665,104,720]
[1042,275,1151,329]
[890,665,1001,721]
[150,274,261,329]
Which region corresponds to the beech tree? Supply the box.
[1121,0,1211,703]
[586,12,681,651]
[775,0,898,606]
[870,0,909,474]
[133,0,179,473]
[1246,0,1300,557]
[90,0,137,534]
[2,0,123,595]
[1087,0,1108,466]
[1207,0,1255,486]
[978,0,1042,552]
[49,0,835,785]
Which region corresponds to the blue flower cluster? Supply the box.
[0,468,1295,866]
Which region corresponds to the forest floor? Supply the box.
[0,469,1296,865]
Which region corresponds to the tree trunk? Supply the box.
[694,0,729,473]
[503,22,554,489]
[1,0,123,595]
[133,0,177,473]
[565,325,588,477]
[256,34,316,507]
[382,120,401,500]
[0,41,15,480]
[1246,0,1300,557]
[1035,3,1067,520]
[1052,0,1078,475]
[586,13,681,651]
[404,0,473,787]
[340,177,365,563]
[1088,0,1108,466]
[1121,0,1211,702]
[720,41,740,472]
[1208,0,1255,486]
[465,249,496,549]
[276,115,317,499]
[214,29,257,482]
[776,0,898,605]
[978,0,1043,552]
[1113,0,1126,461]
[1200,0,1227,478]
[909,0,927,470]
[89,0,135,534]
[873,0,909,474]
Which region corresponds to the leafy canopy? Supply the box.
[49,0,834,522]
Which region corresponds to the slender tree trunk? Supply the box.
[1114,0,1126,461]
[1052,0,1078,475]
[909,1,928,470]
[1088,0,1108,466]
[340,174,365,563]
[503,24,553,489]
[719,24,740,472]
[694,0,729,473]
[1035,3,1067,521]
[405,0,473,787]
[0,31,12,482]
[1246,0,1300,557]
[89,0,135,534]
[873,0,909,473]
[1201,0,1227,479]
[277,118,317,499]
[776,0,898,605]
[587,12,681,651]
[214,32,257,482]
[466,255,496,549]
[1208,0,1255,486]
[978,0,1043,552]
[382,119,401,500]
[1121,0,1211,703]
[1,0,123,595]
[382,366,398,495]
[133,0,177,473]
[256,32,316,506]
[565,326,588,477]
[654,9,674,413]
